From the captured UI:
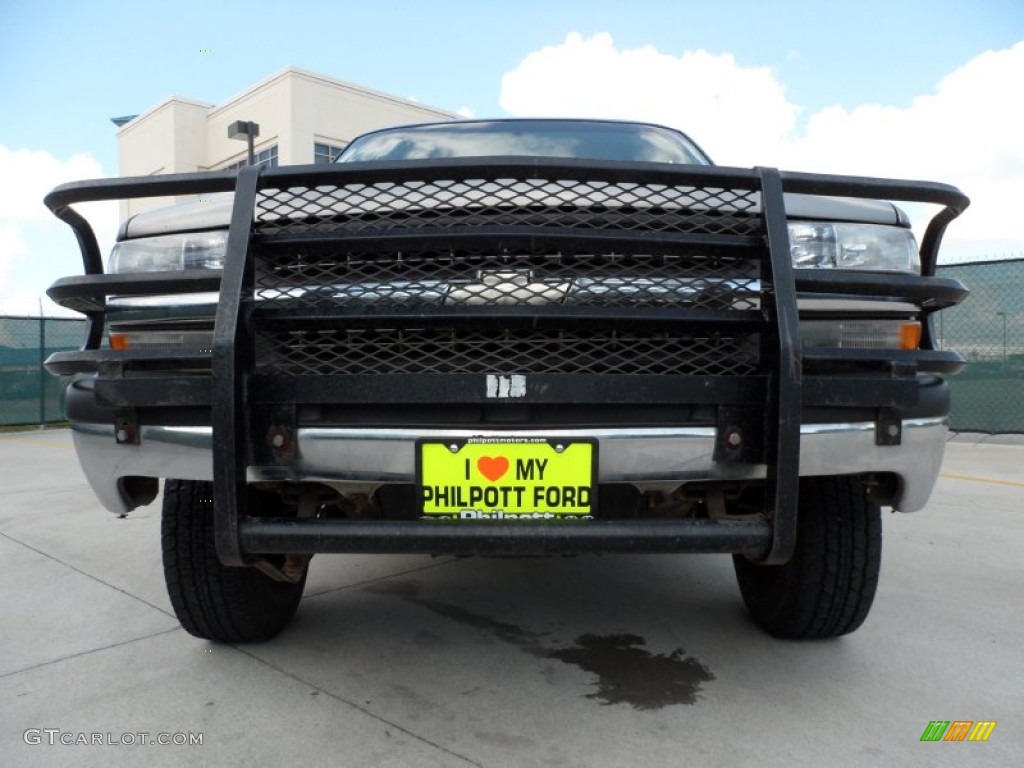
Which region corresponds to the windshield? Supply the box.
[337,120,711,165]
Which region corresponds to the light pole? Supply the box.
[228,120,260,165]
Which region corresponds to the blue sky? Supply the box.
[1,0,1023,314]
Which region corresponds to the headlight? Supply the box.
[108,231,227,273]
[788,222,918,273]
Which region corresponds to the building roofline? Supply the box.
[117,67,456,138]
[207,65,457,120]
[115,95,213,135]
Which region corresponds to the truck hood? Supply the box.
[120,186,904,240]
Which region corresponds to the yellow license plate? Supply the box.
[417,438,596,520]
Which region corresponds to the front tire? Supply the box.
[161,479,306,642]
[733,475,882,639]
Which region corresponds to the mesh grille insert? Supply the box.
[255,328,759,377]
[255,177,760,237]
[252,173,764,382]
[255,248,760,310]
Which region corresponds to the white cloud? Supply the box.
[500,34,1024,257]
[0,146,104,222]
[456,106,476,119]
[500,32,799,166]
[774,42,1024,250]
[0,291,79,318]
[0,222,28,290]
[0,145,118,315]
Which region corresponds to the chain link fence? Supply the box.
[0,316,86,426]
[937,258,1024,433]
[2,259,1021,432]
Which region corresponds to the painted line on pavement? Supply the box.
[940,473,1024,488]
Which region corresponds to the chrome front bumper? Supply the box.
[71,418,948,516]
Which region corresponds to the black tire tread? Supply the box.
[161,479,305,642]
[733,475,882,639]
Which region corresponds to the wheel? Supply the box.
[161,479,306,642]
[733,475,882,639]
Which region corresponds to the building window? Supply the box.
[314,142,346,164]
[221,145,279,170]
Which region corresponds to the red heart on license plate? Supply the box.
[477,456,510,482]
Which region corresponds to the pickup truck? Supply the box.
[44,119,969,641]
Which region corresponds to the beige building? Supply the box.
[115,66,457,218]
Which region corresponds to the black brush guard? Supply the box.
[44,159,968,565]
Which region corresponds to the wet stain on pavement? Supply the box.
[547,633,714,709]
[370,580,548,651]
[370,580,714,709]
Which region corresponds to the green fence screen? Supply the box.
[0,316,86,426]
[937,258,1024,433]
[2,260,1021,431]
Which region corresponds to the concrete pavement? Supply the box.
[1,429,1021,767]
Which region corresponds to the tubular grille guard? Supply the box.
[41,159,970,569]
[254,327,761,377]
